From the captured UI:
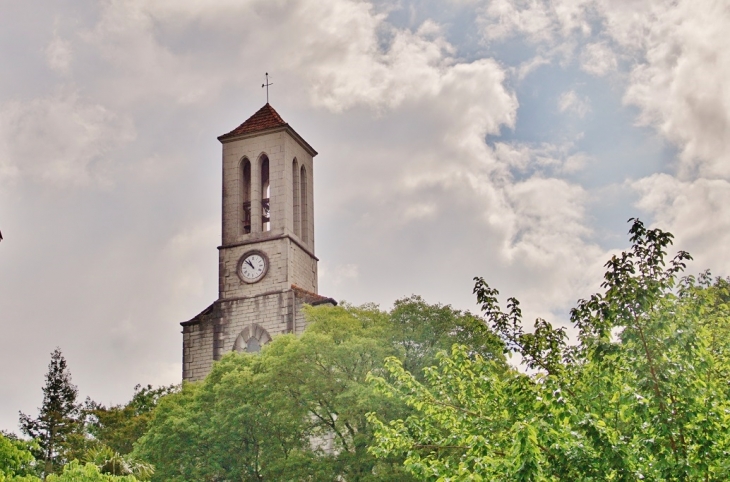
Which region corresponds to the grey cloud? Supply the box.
[0,92,136,186]
[3,0,692,434]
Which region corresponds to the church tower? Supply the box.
[181,103,335,382]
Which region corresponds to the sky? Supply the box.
[1,0,729,432]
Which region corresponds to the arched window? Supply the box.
[261,156,271,232]
[300,165,308,244]
[292,159,300,237]
[246,337,261,353]
[240,158,252,234]
[233,324,272,353]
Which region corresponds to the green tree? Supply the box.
[369,219,730,480]
[0,432,38,480]
[389,296,505,380]
[19,349,83,477]
[135,299,502,481]
[85,384,177,456]
[82,447,153,481]
[45,461,137,482]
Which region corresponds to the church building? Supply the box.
[181,103,335,382]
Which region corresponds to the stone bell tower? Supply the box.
[181,103,335,382]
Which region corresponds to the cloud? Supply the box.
[616,0,730,180]
[474,0,730,282]
[481,0,556,43]
[88,0,601,317]
[558,89,591,118]
[46,33,73,75]
[320,263,360,288]
[0,0,632,432]
[307,20,458,112]
[0,92,135,187]
[589,0,730,277]
[494,140,589,175]
[514,55,551,80]
[162,223,220,300]
[580,41,617,76]
[479,0,593,45]
[633,174,730,275]
[501,176,605,309]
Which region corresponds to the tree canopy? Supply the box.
[0,432,37,480]
[134,298,503,481]
[369,219,730,481]
[8,219,730,481]
[85,384,176,456]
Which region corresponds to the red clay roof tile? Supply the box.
[218,103,287,140]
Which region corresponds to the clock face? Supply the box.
[239,252,268,283]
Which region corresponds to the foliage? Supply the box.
[369,219,730,481]
[0,432,38,479]
[0,474,41,482]
[134,299,502,481]
[19,349,84,476]
[0,433,141,482]
[389,296,505,380]
[83,446,153,480]
[45,461,137,481]
[85,384,177,456]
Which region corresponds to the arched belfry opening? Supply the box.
[240,158,252,234]
[261,155,271,232]
[292,159,300,237]
[300,165,308,243]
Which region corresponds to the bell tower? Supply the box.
[181,103,335,382]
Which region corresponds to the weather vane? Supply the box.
[262,72,273,103]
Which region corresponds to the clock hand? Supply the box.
[245,259,255,269]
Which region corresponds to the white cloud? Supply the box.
[514,55,551,80]
[480,0,593,45]
[633,174,730,275]
[585,0,730,277]
[475,0,730,280]
[494,140,589,175]
[481,0,556,43]
[580,41,617,76]
[558,89,591,118]
[616,0,730,180]
[307,20,458,112]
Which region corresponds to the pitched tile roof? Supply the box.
[218,103,287,140]
[291,284,338,306]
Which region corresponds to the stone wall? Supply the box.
[182,287,334,382]
[219,237,317,299]
[219,237,288,299]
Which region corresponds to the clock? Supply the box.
[237,251,269,284]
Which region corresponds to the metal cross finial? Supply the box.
[262,72,273,104]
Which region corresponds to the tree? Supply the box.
[19,349,83,477]
[0,432,143,482]
[82,447,152,481]
[45,461,137,482]
[389,295,505,380]
[369,219,730,480]
[85,384,177,456]
[0,431,38,480]
[134,299,503,481]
